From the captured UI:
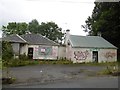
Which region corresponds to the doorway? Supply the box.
[92,51,98,62]
[28,48,33,59]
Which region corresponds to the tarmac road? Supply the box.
[2,64,119,88]
[9,76,118,88]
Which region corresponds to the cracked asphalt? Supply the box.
[2,64,119,88]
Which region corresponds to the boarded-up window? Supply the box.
[39,46,52,55]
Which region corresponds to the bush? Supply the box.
[2,41,13,60]
[19,54,29,60]
[97,64,119,76]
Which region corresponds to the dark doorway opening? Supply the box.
[93,51,98,62]
[28,48,33,59]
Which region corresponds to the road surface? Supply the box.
[2,64,119,88]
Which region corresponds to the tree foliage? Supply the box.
[2,19,64,43]
[38,22,64,43]
[2,41,13,60]
[2,22,28,36]
[82,2,120,59]
[28,19,39,34]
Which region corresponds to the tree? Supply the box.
[2,22,28,36]
[82,2,120,60]
[2,19,64,43]
[38,22,64,43]
[28,20,64,43]
[28,19,39,33]
[2,41,13,60]
[2,41,15,83]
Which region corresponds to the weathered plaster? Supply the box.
[20,44,28,55]
[11,43,20,55]
[58,46,66,59]
[66,47,117,63]
[99,49,117,63]
[71,48,92,63]
[29,45,58,60]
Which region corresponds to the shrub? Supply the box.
[2,41,13,60]
[97,64,119,76]
[19,54,29,60]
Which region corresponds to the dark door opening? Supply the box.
[28,48,33,59]
[93,51,98,62]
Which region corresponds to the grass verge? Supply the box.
[97,64,120,76]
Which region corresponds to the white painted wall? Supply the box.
[20,44,28,55]
[11,43,20,55]
[58,46,66,59]
[70,48,92,63]
[98,49,117,63]
[19,43,117,62]
[66,44,72,60]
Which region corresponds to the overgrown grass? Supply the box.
[98,62,117,66]
[38,59,73,65]
[97,63,120,76]
[2,58,120,68]
[78,61,119,66]
[2,59,39,67]
[2,59,73,67]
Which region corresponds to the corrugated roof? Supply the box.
[21,34,59,46]
[1,34,27,43]
[69,35,117,49]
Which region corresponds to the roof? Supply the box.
[1,34,27,43]
[1,34,59,46]
[69,35,117,49]
[20,34,59,46]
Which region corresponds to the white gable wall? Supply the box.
[20,44,28,55]
[11,43,20,55]
[58,46,66,59]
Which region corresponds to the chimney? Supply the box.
[65,29,70,45]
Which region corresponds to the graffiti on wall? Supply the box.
[34,47,39,51]
[33,46,58,59]
[74,50,89,60]
[34,47,39,57]
[104,51,116,59]
[39,46,52,55]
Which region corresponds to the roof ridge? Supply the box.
[16,34,27,43]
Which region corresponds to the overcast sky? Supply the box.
[0,0,95,37]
